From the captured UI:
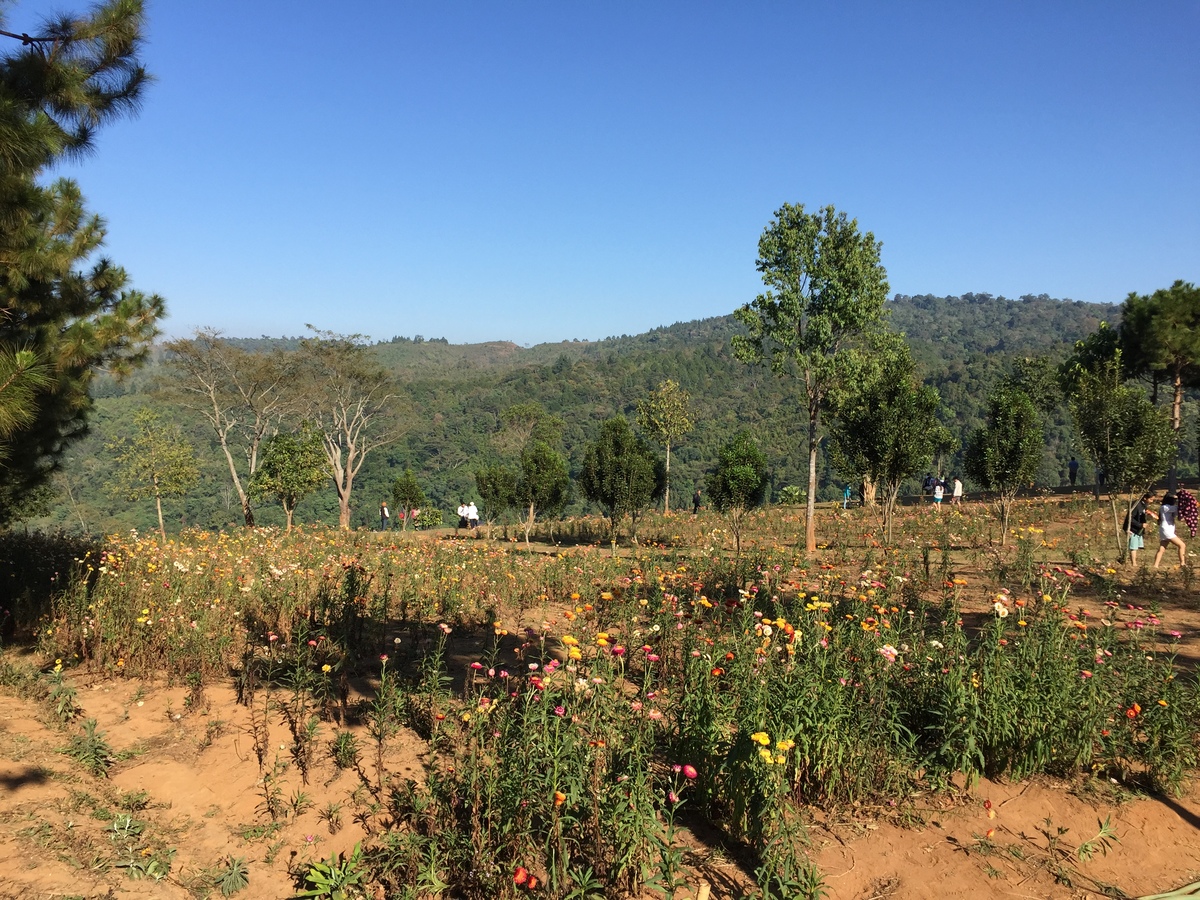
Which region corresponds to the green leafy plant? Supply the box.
[60,719,114,777]
[297,842,366,899]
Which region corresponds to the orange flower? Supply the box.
[1126,703,1142,719]
[554,791,566,807]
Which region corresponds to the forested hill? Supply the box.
[46,292,1150,535]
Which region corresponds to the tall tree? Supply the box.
[963,389,1043,544]
[475,464,517,538]
[1067,355,1178,560]
[1120,281,1200,488]
[105,408,198,540]
[164,330,293,526]
[579,417,664,543]
[636,379,694,514]
[249,425,326,531]
[296,330,405,529]
[706,430,769,561]
[515,439,570,546]
[0,0,163,521]
[829,349,951,544]
[733,203,890,554]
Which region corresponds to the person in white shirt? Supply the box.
[456,501,468,533]
[951,477,963,505]
[467,501,479,531]
[1154,493,1187,568]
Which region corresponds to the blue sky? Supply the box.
[14,0,1199,344]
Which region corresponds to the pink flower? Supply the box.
[647,654,660,662]
[553,705,565,716]
[682,764,698,780]
[379,654,388,663]
[470,662,484,670]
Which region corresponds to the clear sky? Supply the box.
[12,0,1199,345]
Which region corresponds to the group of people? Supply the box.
[456,500,480,532]
[922,474,963,509]
[1125,490,1195,568]
[378,501,422,529]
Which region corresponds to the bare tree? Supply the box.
[297,330,406,530]
[163,329,293,526]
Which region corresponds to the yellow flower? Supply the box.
[776,739,795,752]
[750,731,771,746]
[759,747,774,764]
[321,664,332,673]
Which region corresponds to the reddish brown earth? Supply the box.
[4,671,1200,900]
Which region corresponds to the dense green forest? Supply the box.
[28,292,1198,535]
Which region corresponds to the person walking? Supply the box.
[456,500,468,534]
[692,488,702,515]
[842,483,852,510]
[1154,493,1187,569]
[951,476,963,506]
[932,479,944,510]
[467,501,479,531]
[1126,493,1156,567]
[380,501,390,531]
[1068,457,1079,488]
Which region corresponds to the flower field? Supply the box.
[2,498,1199,899]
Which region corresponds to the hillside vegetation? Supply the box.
[39,291,1198,536]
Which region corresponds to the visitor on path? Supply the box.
[380,501,390,531]
[1126,493,1157,567]
[922,473,935,495]
[1068,457,1079,487]
[692,488,702,515]
[951,477,963,505]
[1154,493,1187,569]
[1095,468,1106,500]
[932,480,944,509]
[843,484,852,510]
[457,500,469,533]
[467,501,479,530]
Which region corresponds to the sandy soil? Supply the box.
[5,669,1200,900]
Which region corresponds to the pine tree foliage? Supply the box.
[0,0,162,520]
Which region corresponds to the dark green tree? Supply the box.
[706,431,769,561]
[515,440,570,546]
[391,469,426,532]
[0,1,163,521]
[106,408,199,540]
[579,417,665,543]
[475,464,517,538]
[964,389,1043,544]
[1120,281,1200,487]
[1067,355,1178,560]
[733,203,890,554]
[829,350,951,543]
[250,425,327,531]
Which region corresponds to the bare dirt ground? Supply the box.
[5,655,1200,899]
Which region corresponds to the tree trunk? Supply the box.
[1169,373,1183,490]
[805,408,818,555]
[525,501,535,547]
[217,433,254,527]
[284,503,294,532]
[861,476,877,508]
[154,488,166,541]
[664,441,672,514]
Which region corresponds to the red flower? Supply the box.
[514,866,529,885]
